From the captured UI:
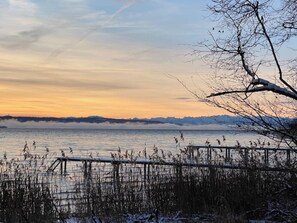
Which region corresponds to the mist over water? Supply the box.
[0,128,271,159]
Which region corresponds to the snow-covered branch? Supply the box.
[208,78,297,100]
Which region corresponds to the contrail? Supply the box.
[46,0,137,61]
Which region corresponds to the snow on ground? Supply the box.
[63,212,217,223]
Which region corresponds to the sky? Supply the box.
[0,0,224,118]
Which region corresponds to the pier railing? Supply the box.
[187,145,296,168]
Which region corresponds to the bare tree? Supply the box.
[192,0,297,147]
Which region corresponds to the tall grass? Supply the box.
[0,140,296,222]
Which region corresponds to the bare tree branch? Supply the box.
[190,0,297,146]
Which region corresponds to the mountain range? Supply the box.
[0,115,274,126]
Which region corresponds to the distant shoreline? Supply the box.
[0,122,236,131]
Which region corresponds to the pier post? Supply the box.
[188,146,194,160]
[225,147,231,163]
[225,148,228,163]
[286,149,291,166]
[83,161,92,178]
[143,163,150,203]
[144,164,147,188]
[244,148,248,166]
[196,147,200,163]
[264,149,269,166]
[84,161,88,177]
[88,161,92,176]
[207,147,212,163]
[60,159,63,175]
[176,164,182,182]
[147,164,150,183]
[64,160,67,174]
[113,162,120,194]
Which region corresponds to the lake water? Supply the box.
[0,128,273,160]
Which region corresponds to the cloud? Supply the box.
[175,97,193,101]
[0,76,138,92]
[0,27,49,48]
[5,0,39,27]
[8,0,37,14]
[46,0,138,60]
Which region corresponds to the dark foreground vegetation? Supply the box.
[1,143,297,222]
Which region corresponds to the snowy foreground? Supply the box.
[63,213,275,223]
[63,212,217,223]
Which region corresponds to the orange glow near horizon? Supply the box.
[0,88,225,119]
[0,1,226,119]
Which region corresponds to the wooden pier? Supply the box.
[47,145,297,175]
[42,145,297,217]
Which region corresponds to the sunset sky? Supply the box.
[0,0,224,118]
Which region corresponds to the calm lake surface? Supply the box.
[0,128,273,159]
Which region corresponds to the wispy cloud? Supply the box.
[1,0,40,31]
[0,0,46,49]
[47,0,139,61]
[0,63,140,92]
[0,76,136,90]
[175,97,193,101]
[8,0,37,14]
[0,27,49,48]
